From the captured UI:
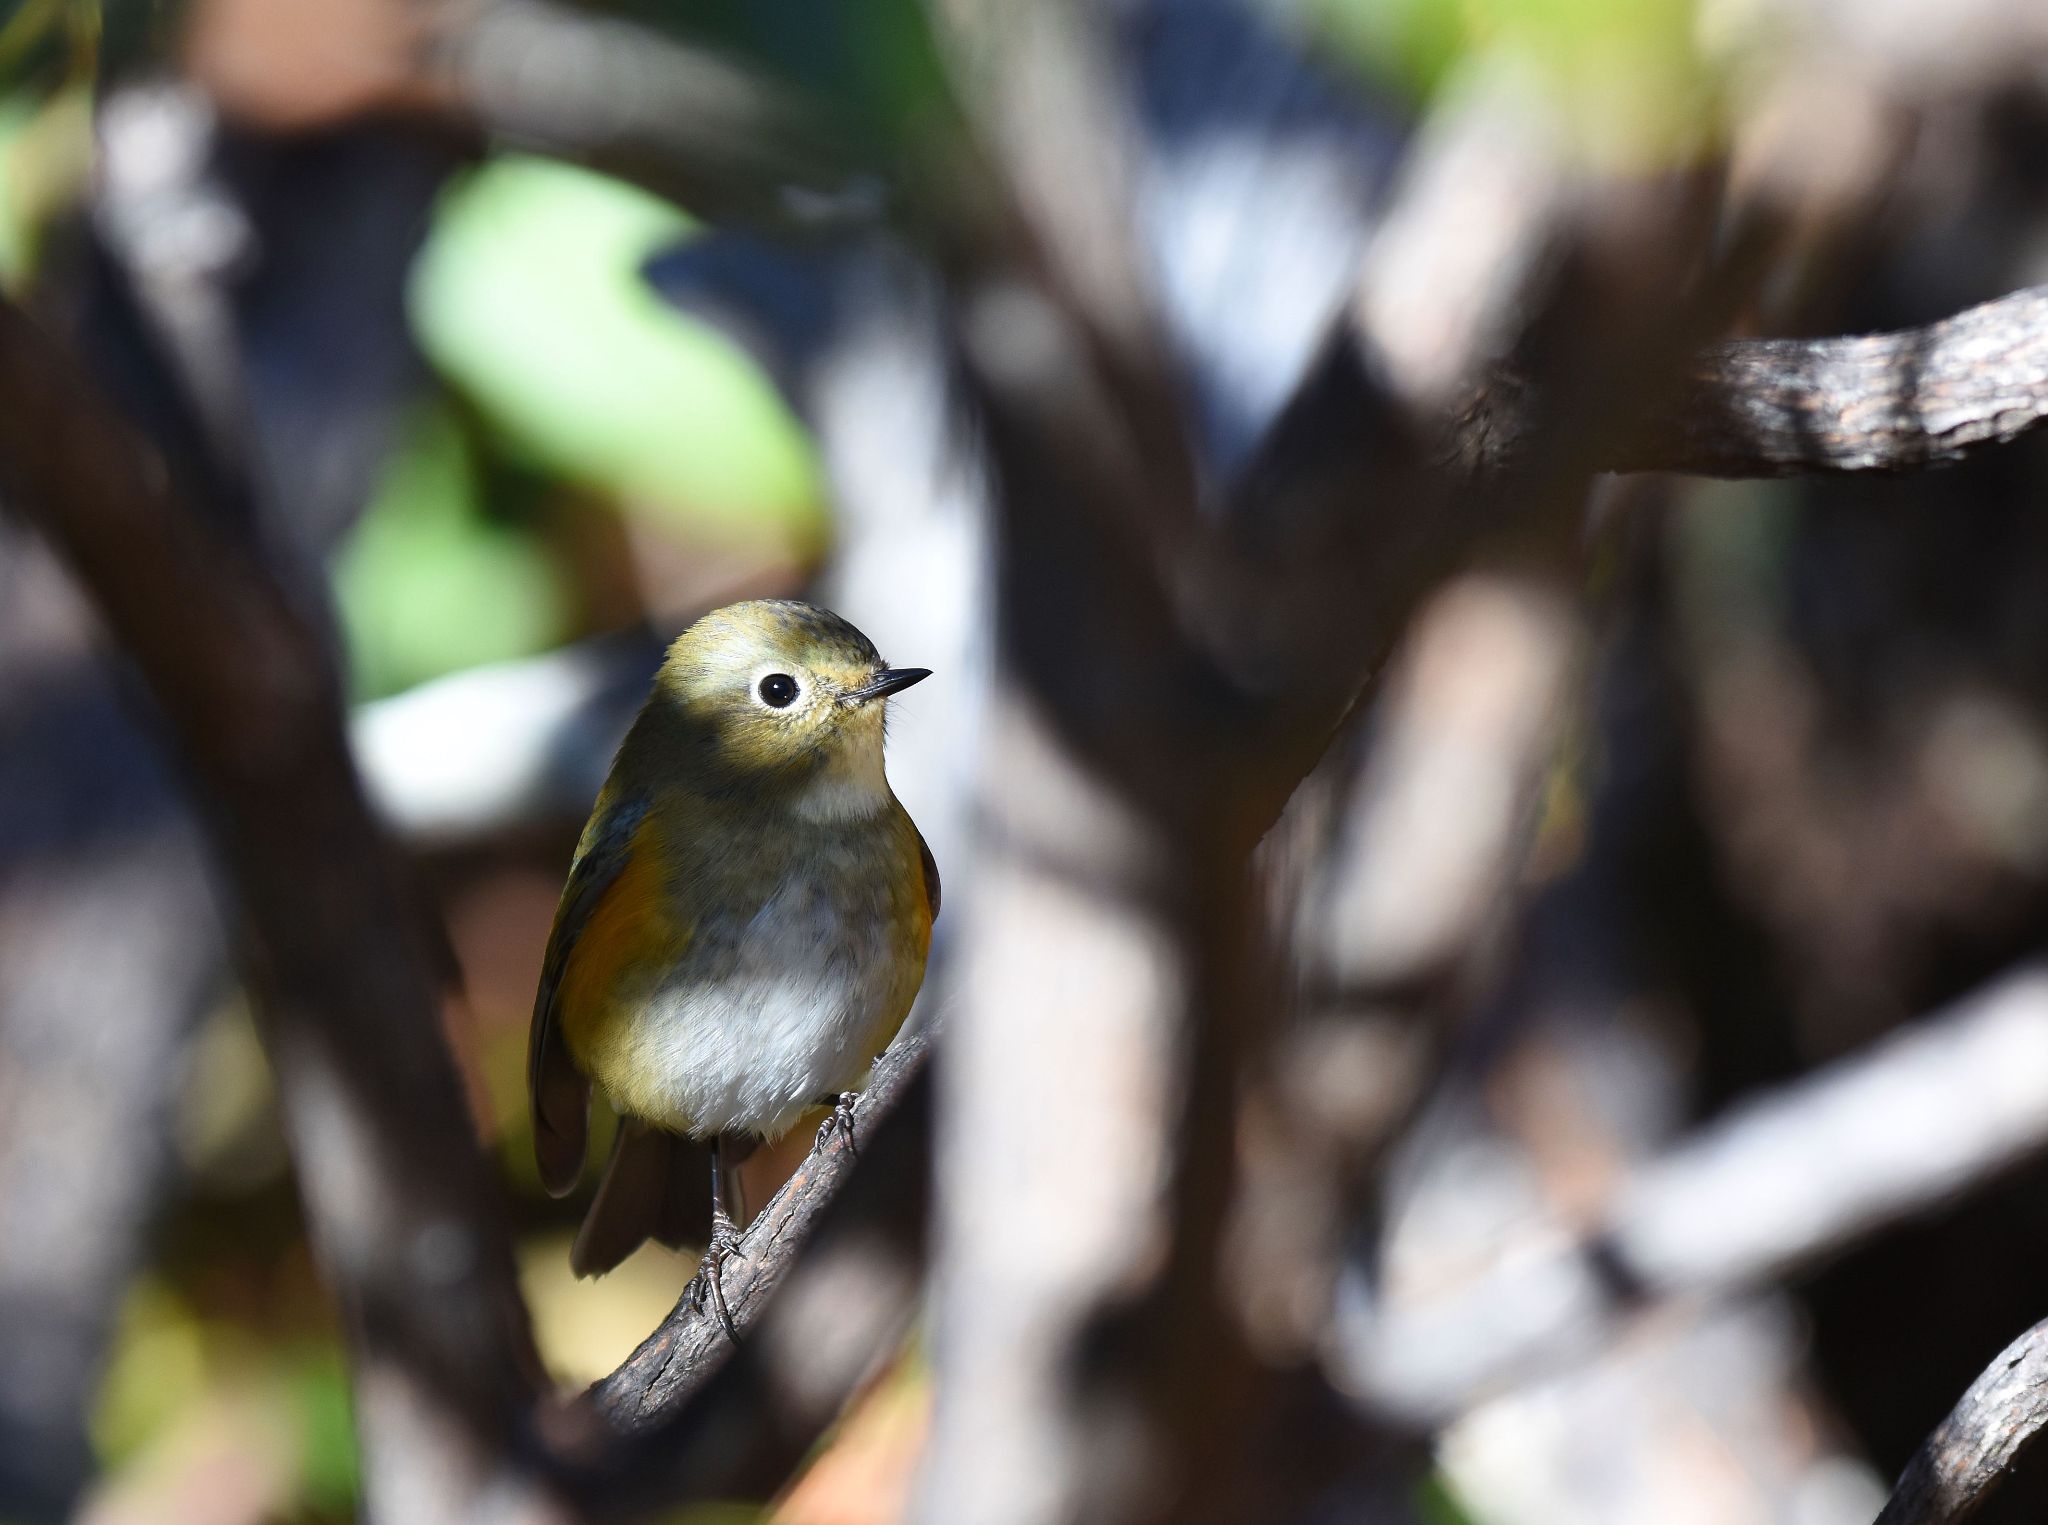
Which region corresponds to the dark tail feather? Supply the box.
[570,1121,709,1277]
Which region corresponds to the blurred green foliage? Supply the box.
[0,92,36,284]
[1416,1473,1484,1525]
[94,1282,209,1468]
[94,1277,360,1523]
[408,154,826,549]
[334,403,571,700]
[1301,0,1719,167]
[0,0,83,91]
[293,1347,361,1517]
[0,80,89,287]
[0,0,96,262]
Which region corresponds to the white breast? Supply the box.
[627,875,911,1140]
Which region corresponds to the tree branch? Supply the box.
[1876,1317,2048,1525]
[1450,285,2048,481]
[1619,284,2048,476]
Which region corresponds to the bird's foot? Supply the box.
[687,1209,746,1342]
[814,1091,860,1158]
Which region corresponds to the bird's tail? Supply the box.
[570,1120,709,1277]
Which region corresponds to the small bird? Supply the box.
[528,599,936,1324]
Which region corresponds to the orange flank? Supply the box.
[555,819,674,1066]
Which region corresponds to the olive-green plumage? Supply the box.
[528,600,936,1277]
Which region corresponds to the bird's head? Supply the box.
[647,599,928,810]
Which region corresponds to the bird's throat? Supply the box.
[789,738,892,822]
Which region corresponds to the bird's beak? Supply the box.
[849,666,932,704]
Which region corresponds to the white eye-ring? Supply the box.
[754,670,803,710]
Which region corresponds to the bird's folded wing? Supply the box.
[528,793,648,1196]
[918,826,941,923]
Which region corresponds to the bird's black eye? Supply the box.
[758,673,800,708]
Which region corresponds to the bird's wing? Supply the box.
[917,826,941,923]
[529,793,648,1197]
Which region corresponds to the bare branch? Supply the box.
[1614,285,2048,477]
[1875,1317,2048,1525]
[1448,285,2048,481]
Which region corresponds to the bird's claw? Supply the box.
[687,1209,746,1342]
[814,1091,860,1158]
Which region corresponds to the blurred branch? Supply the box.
[0,293,568,1522]
[912,6,1322,1520]
[1453,285,2048,480]
[1348,61,1569,424]
[931,0,1198,532]
[0,533,225,1518]
[1228,64,1716,730]
[1771,0,2048,97]
[188,0,873,232]
[1875,1316,2048,1525]
[921,25,1731,1523]
[421,0,876,233]
[1343,962,2048,1421]
[1303,572,1579,998]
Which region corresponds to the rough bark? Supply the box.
[1876,1318,2048,1525]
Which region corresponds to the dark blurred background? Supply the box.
[8,0,2048,1521]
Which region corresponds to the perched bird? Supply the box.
[528,599,936,1324]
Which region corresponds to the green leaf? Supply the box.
[408,155,826,551]
[290,1344,360,1515]
[334,405,570,700]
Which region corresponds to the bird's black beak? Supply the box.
[850,666,932,704]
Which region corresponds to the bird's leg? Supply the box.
[813,1091,860,1158]
[687,1134,748,1341]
